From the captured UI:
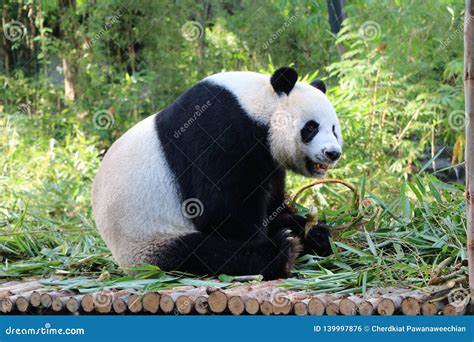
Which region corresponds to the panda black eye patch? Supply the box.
[300,120,319,144]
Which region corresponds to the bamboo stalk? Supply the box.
[465,0,474,313]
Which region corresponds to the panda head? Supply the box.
[268,67,342,178]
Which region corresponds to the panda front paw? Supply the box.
[268,212,306,237]
[262,229,302,279]
[302,222,332,257]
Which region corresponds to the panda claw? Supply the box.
[284,229,292,235]
[286,236,294,241]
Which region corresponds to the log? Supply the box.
[244,298,260,315]
[326,299,342,316]
[30,290,45,307]
[444,301,469,316]
[143,292,160,313]
[208,281,281,314]
[339,296,363,316]
[293,300,308,316]
[16,295,30,312]
[0,280,41,296]
[207,290,228,313]
[112,296,128,314]
[0,297,13,313]
[127,294,143,313]
[52,296,68,312]
[81,294,94,312]
[260,300,273,315]
[358,297,382,316]
[378,296,402,316]
[66,296,81,313]
[194,296,209,315]
[464,0,474,313]
[227,296,245,315]
[421,299,446,315]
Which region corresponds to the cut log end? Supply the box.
[195,296,209,315]
[260,300,273,315]
[401,297,420,315]
[339,298,358,316]
[245,298,259,315]
[294,302,308,316]
[66,297,80,313]
[112,298,127,314]
[16,297,30,312]
[378,298,397,316]
[228,296,245,315]
[143,292,160,313]
[208,291,227,313]
[128,294,143,313]
[326,302,340,316]
[159,294,175,313]
[176,295,194,315]
[307,298,326,316]
[358,301,375,316]
[81,294,94,313]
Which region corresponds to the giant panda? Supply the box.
[92,67,342,280]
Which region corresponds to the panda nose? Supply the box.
[324,149,341,162]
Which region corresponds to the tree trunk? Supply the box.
[326,0,346,54]
[63,58,76,101]
[464,0,474,313]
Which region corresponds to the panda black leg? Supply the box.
[268,213,332,257]
[302,222,332,256]
[153,231,302,280]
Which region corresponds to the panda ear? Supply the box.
[270,67,298,95]
[310,79,326,94]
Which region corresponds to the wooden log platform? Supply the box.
[0,278,470,315]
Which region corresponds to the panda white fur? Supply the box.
[92,67,342,279]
